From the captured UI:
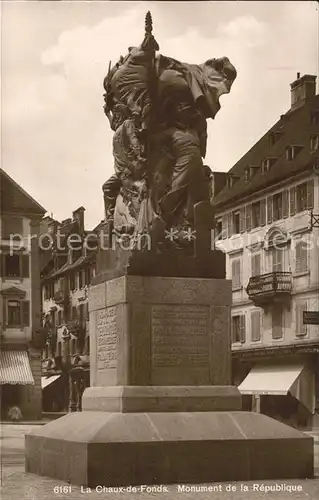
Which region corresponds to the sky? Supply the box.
[1,1,319,229]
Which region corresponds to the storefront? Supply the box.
[232,344,319,430]
[0,349,36,419]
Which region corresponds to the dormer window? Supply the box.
[269,132,283,147]
[310,135,319,152]
[310,110,319,126]
[286,145,303,161]
[244,167,250,183]
[262,157,276,173]
[227,174,240,188]
[249,165,260,178]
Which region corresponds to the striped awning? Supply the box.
[0,350,35,385]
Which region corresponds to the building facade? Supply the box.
[212,74,319,429]
[0,168,46,420]
[40,207,96,412]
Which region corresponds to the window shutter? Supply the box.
[232,260,237,288]
[267,196,273,223]
[222,215,228,239]
[296,302,307,336]
[260,199,266,226]
[273,249,283,272]
[22,301,30,326]
[289,187,296,215]
[237,260,242,287]
[272,306,283,339]
[307,179,314,209]
[228,213,233,237]
[239,207,245,233]
[252,253,261,277]
[85,302,89,321]
[21,255,30,278]
[282,190,289,218]
[251,311,261,342]
[232,259,241,289]
[301,244,308,272]
[295,242,301,273]
[239,315,246,343]
[245,204,252,232]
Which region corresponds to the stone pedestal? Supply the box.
[88,275,232,388]
[25,274,314,486]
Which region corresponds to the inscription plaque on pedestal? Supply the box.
[96,307,117,369]
[151,305,209,368]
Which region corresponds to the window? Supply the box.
[216,219,222,240]
[296,183,307,212]
[1,216,23,240]
[7,300,21,326]
[310,135,319,152]
[245,167,250,182]
[262,158,276,173]
[231,259,242,290]
[296,301,307,337]
[86,336,90,355]
[71,339,76,355]
[70,273,75,291]
[5,255,21,278]
[251,310,261,342]
[273,192,283,221]
[251,202,261,228]
[232,211,240,234]
[2,254,29,279]
[251,253,261,277]
[310,110,319,126]
[232,315,245,343]
[269,132,282,147]
[51,310,56,328]
[272,306,283,339]
[85,267,93,286]
[85,302,89,321]
[79,303,85,327]
[272,248,283,272]
[295,241,308,273]
[57,342,62,357]
[286,145,303,161]
[79,270,83,289]
[296,180,314,213]
[4,299,29,328]
[72,306,77,320]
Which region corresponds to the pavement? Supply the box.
[1,424,319,500]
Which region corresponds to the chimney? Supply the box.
[290,73,316,110]
[73,206,85,233]
[48,220,58,235]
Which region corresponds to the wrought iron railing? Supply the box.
[246,271,292,298]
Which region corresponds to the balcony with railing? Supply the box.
[246,272,292,307]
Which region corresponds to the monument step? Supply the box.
[82,385,242,412]
[25,410,314,487]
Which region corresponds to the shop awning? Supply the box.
[238,363,315,413]
[0,350,34,385]
[41,375,61,389]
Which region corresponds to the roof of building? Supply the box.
[211,93,319,210]
[0,168,46,216]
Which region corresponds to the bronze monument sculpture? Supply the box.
[25,12,314,488]
[102,11,236,247]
